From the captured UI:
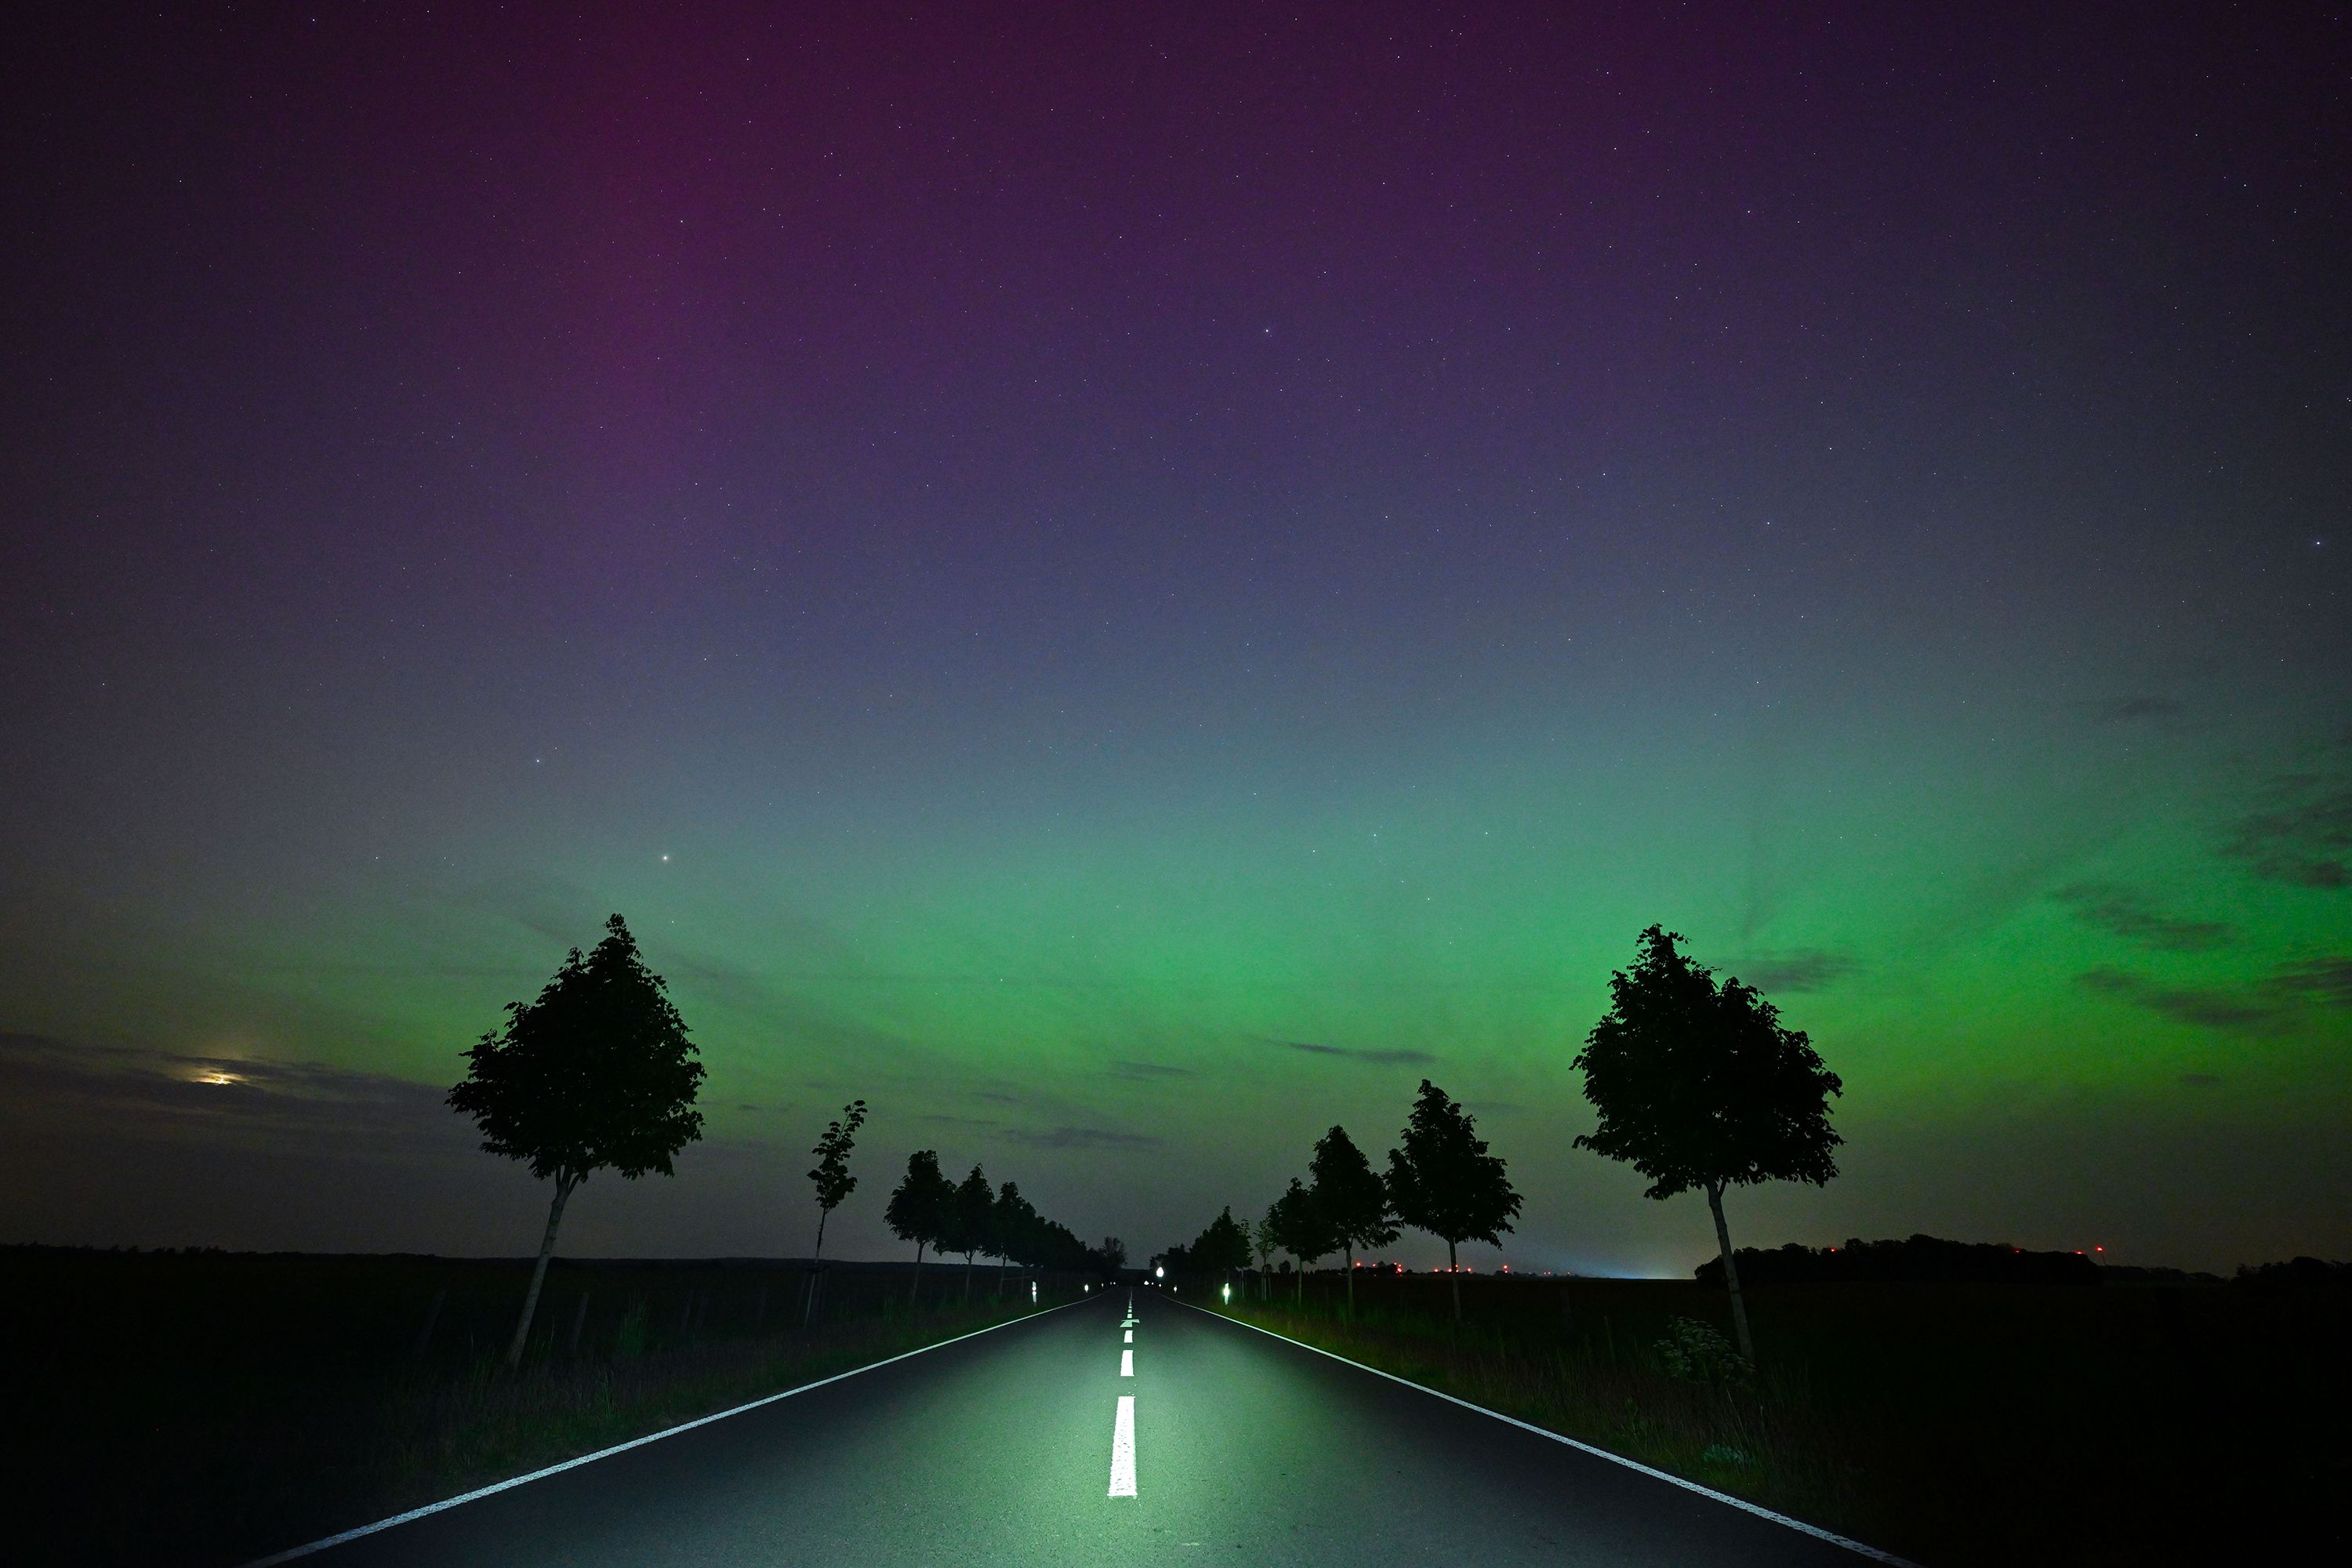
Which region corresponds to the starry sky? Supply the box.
[2,3,2346,1276]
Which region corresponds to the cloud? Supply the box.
[2092,695,2185,723]
[1727,949,1857,993]
[1276,1040,1438,1066]
[1109,1061,1193,1080]
[2224,775,2352,889]
[2272,956,2352,1009]
[2054,884,2233,952]
[0,1033,462,1153]
[2075,969,2285,1030]
[999,1125,1161,1151]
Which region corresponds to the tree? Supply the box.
[448,914,705,1369]
[1265,1177,1336,1305]
[884,1149,956,1307]
[1572,925,1844,1362]
[948,1165,994,1299]
[1385,1080,1521,1322]
[1189,1206,1254,1283]
[1310,1125,1397,1319]
[1094,1236,1128,1275]
[993,1180,1039,1295]
[803,1098,867,1323]
[1250,1212,1279,1298]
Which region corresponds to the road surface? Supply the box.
[266,1288,1897,1566]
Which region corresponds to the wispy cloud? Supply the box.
[2092,695,2185,723]
[1276,1040,1437,1066]
[1000,1125,1161,1151]
[2054,883,2232,952]
[1727,949,1857,993]
[2272,956,2352,1009]
[2225,774,2352,890]
[1109,1061,1193,1080]
[2075,969,2285,1030]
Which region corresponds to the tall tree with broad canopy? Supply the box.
[1573,925,1844,1362]
[1385,1080,1521,1321]
[448,914,705,1369]
[884,1149,955,1306]
[1309,1124,1397,1319]
[949,1165,995,1299]
[1265,1177,1337,1304]
[803,1098,867,1323]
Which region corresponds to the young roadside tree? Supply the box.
[803,1098,868,1324]
[992,1180,1039,1297]
[1573,925,1843,1363]
[1385,1080,1521,1322]
[1190,1206,1254,1286]
[1309,1125,1397,1319]
[448,914,706,1370]
[949,1165,994,1300]
[1250,1212,1279,1298]
[884,1149,955,1307]
[1265,1177,1336,1305]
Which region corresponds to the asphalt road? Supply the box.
[275,1288,1894,1566]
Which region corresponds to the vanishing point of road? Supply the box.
[258,1289,1903,1566]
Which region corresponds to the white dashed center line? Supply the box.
[1123,1328,1133,1342]
[1120,1347,1134,1376]
[1109,1395,1137,1497]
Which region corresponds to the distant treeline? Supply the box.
[1687,1234,2352,1287]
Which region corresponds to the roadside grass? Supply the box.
[5,1247,1074,1567]
[1203,1272,2351,1566]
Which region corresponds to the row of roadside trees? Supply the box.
[879,1149,1120,1303]
[1166,925,1846,1360]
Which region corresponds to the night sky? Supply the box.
[3,4,2346,1276]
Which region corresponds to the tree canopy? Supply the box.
[807,1099,868,1218]
[1310,1124,1396,1315]
[1572,925,1844,1200]
[448,913,706,1186]
[1386,1079,1520,1317]
[884,1149,955,1254]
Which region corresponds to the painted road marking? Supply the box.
[1123,1328,1133,1342]
[243,1298,1087,1566]
[1109,1395,1138,1497]
[1120,1348,1134,1376]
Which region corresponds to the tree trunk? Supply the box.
[568,1290,590,1356]
[1343,1243,1356,1318]
[1448,1238,1461,1321]
[410,1286,446,1370]
[1295,1265,1305,1305]
[963,1252,974,1301]
[1706,1181,1755,1363]
[805,1207,830,1327]
[909,1240,926,1308]
[504,1171,575,1370]
[997,1254,1008,1298]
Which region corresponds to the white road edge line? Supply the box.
[1178,1301,1920,1567]
[241,1296,1092,1566]
[1120,1347,1134,1376]
[1108,1393,1138,1497]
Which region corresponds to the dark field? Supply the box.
[1197,1267,2350,1566]
[5,1247,1076,1566]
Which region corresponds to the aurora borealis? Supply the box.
[2,5,2344,1276]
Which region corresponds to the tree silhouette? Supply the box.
[1189,1206,1254,1283]
[448,914,705,1369]
[803,1098,867,1324]
[1250,1211,1279,1298]
[948,1164,994,1300]
[1573,925,1844,1361]
[1265,1177,1336,1304]
[992,1180,1039,1296]
[1095,1236,1127,1274]
[1385,1080,1520,1321]
[1309,1125,1397,1319]
[884,1149,955,1307]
